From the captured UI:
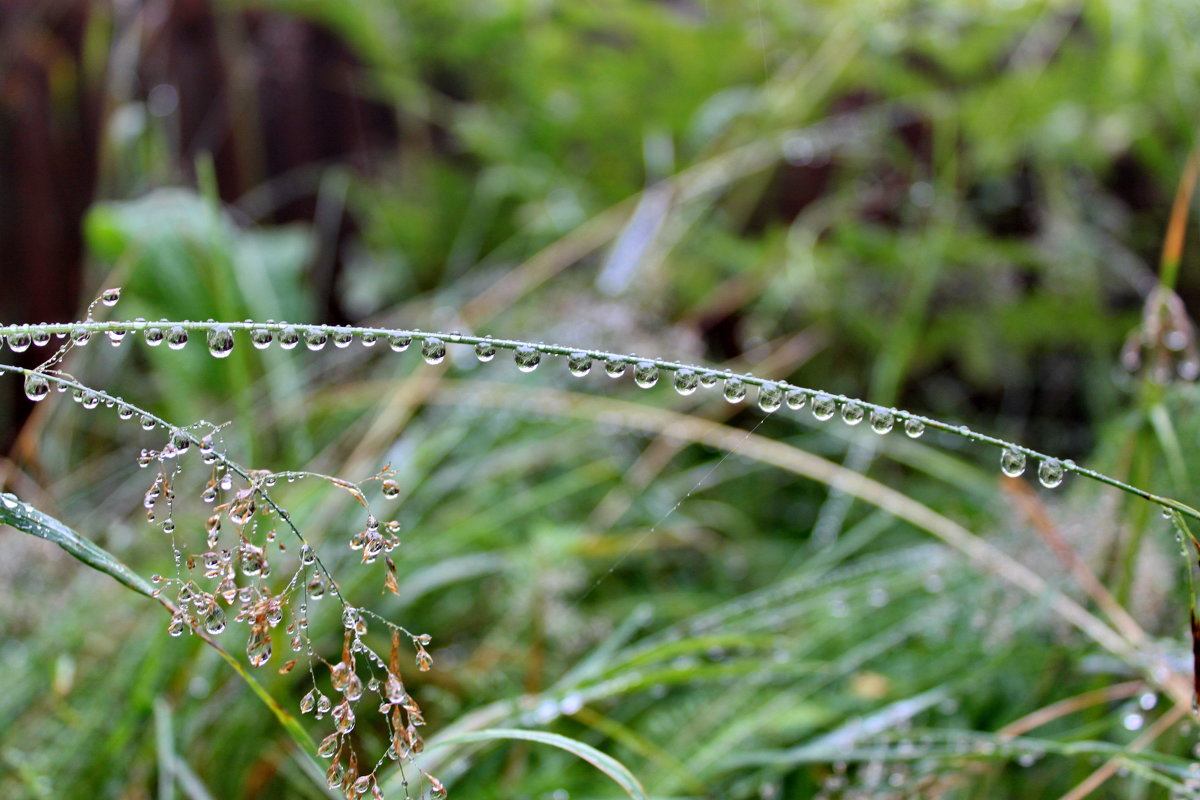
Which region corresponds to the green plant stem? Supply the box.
[3,319,1197,521]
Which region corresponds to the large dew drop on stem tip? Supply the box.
[208,326,234,358]
[1000,447,1026,477]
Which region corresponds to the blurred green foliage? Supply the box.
[5,0,1200,798]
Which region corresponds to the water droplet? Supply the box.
[1037,458,1064,488]
[317,732,340,758]
[300,544,316,565]
[1000,448,1026,477]
[723,376,746,403]
[207,326,234,358]
[382,479,401,499]
[278,326,300,350]
[673,369,698,395]
[300,689,316,714]
[117,404,134,420]
[634,361,658,388]
[389,334,411,352]
[24,373,49,402]
[421,337,446,364]
[71,329,90,346]
[167,614,186,637]
[101,288,121,307]
[903,418,925,438]
[80,391,99,410]
[841,402,864,425]
[243,328,270,350]
[333,698,356,732]
[514,345,541,372]
[166,326,188,350]
[333,329,354,348]
[785,389,806,410]
[107,329,126,346]
[869,409,894,434]
[416,649,433,672]
[360,332,377,347]
[305,327,328,351]
[812,394,836,421]
[204,603,227,635]
[474,340,496,362]
[758,382,783,412]
[31,328,50,347]
[604,359,627,378]
[1138,691,1158,711]
[343,672,364,702]
[246,628,272,666]
[1122,712,1144,731]
[567,351,591,376]
[145,326,165,346]
[8,332,30,352]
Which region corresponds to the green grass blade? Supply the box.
[429,728,647,799]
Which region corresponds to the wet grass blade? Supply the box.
[429,728,647,800]
[0,491,318,761]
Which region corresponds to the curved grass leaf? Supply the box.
[429,728,647,799]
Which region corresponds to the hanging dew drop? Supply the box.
[71,329,90,346]
[8,332,30,352]
[869,409,894,434]
[32,328,50,346]
[474,340,496,362]
[904,418,925,438]
[634,361,659,388]
[198,326,231,357]
[359,331,377,347]
[1000,448,1026,477]
[24,373,49,402]
[332,329,354,348]
[723,376,747,403]
[204,604,227,635]
[144,326,164,346]
[812,394,836,421]
[567,351,591,376]
[421,337,446,364]
[305,327,328,351]
[107,329,126,346]
[514,345,541,372]
[673,369,699,395]
[841,402,864,425]
[166,326,188,350]
[785,389,806,410]
[604,359,627,378]
[758,382,783,412]
[100,288,121,307]
[81,392,99,410]
[381,479,401,499]
[1037,458,1065,488]
[389,334,411,352]
[278,326,300,350]
[248,328,272,349]
[141,415,157,431]
[117,404,134,420]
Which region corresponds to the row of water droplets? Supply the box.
[4,311,1080,491]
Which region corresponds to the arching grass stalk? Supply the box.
[3,317,1197,521]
